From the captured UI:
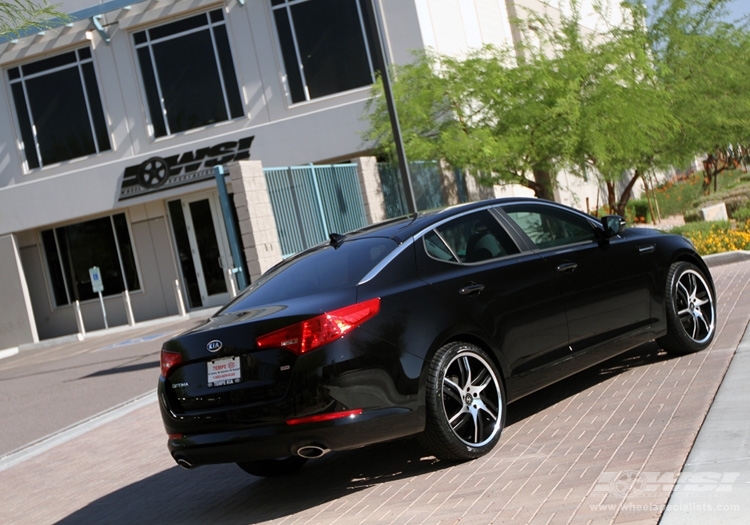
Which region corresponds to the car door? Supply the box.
[415,208,571,399]
[498,202,652,362]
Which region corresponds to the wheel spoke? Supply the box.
[671,268,715,345]
[444,377,462,398]
[438,347,504,449]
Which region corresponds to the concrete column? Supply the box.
[0,234,39,350]
[353,156,387,224]
[227,160,283,283]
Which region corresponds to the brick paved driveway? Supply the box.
[1,260,748,525]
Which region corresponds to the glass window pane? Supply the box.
[9,48,110,168]
[22,50,77,76]
[153,32,225,133]
[503,205,596,249]
[41,229,69,305]
[434,211,519,263]
[290,0,372,99]
[188,200,227,296]
[168,200,203,309]
[273,9,306,103]
[113,214,140,291]
[214,25,244,119]
[134,10,242,137]
[42,215,140,306]
[26,68,96,166]
[10,83,39,169]
[148,11,208,41]
[136,47,167,138]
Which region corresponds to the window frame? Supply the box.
[421,209,521,265]
[269,0,377,105]
[498,202,601,251]
[132,8,244,139]
[40,213,142,308]
[7,47,111,171]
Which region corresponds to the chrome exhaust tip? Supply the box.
[176,457,194,470]
[295,444,330,459]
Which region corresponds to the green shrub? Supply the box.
[626,198,651,224]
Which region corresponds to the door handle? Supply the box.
[459,283,485,295]
[556,262,578,273]
[639,244,655,254]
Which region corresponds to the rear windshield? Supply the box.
[220,237,397,312]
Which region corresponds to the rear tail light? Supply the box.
[286,408,363,425]
[256,297,380,355]
[160,349,182,378]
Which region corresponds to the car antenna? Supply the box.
[329,233,345,248]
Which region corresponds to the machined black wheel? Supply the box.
[420,342,505,461]
[658,262,716,355]
[236,456,306,477]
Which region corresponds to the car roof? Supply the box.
[340,197,548,244]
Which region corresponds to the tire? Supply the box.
[236,456,306,477]
[420,342,505,461]
[658,261,716,355]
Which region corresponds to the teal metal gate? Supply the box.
[265,164,368,258]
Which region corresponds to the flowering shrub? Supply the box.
[672,221,750,255]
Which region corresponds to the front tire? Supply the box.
[236,456,306,477]
[420,342,505,461]
[658,262,716,355]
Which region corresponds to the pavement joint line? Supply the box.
[0,390,157,473]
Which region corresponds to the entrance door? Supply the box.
[168,192,232,309]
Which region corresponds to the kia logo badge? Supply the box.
[207,340,223,353]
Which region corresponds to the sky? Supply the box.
[644,0,750,22]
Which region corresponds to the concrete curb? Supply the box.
[0,391,157,473]
[703,250,750,268]
[0,307,219,359]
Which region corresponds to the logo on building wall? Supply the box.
[117,136,255,200]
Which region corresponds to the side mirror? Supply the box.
[601,215,626,238]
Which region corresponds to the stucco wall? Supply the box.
[0,234,38,349]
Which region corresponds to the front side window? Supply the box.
[7,48,111,170]
[271,0,375,103]
[133,9,243,138]
[41,214,140,306]
[502,204,597,249]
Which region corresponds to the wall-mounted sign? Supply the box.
[118,136,254,200]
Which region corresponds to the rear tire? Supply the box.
[658,262,716,355]
[420,342,505,461]
[237,456,306,477]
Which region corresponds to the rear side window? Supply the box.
[221,238,396,311]
[425,210,519,263]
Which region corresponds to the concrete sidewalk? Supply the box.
[660,309,750,523]
[0,256,748,524]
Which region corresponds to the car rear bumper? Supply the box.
[165,406,424,468]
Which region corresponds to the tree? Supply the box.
[364,44,579,201]
[364,2,666,206]
[644,0,750,194]
[565,2,677,214]
[363,0,750,210]
[0,0,67,39]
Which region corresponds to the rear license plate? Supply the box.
[207,356,241,387]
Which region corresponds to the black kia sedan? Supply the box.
[158,197,716,476]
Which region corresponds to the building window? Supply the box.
[271,0,375,103]
[133,9,244,138]
[7,48,111,170]
[41,214,140,306]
